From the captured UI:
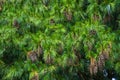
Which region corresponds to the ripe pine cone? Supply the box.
[90,57,98,75]
[27,51,38,62]
[97,52,105,71]
[36,46,43,57]
[64,10,72,21]
[45,54,53,64]
[13,20,19,29]
[89,30,96,35]
[102,50,109,60]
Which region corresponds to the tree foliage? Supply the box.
[0,0,120,80]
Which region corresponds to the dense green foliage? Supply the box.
[0,0,120,80]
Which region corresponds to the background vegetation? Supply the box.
[0,0,120,80]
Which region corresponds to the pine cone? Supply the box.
[27,51,38,62]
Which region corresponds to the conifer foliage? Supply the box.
[0,0,120,80]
